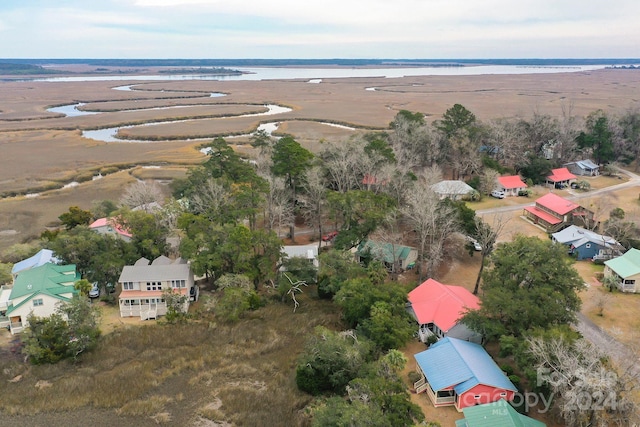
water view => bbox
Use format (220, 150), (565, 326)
(33, 64), (609, 83)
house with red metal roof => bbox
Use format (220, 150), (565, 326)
(89, 217), (133, 242)
(523, 193), (594, 232)
(413, 337), (517, 410)
(407, 278), (482, 344)
(495, 175), (527, 197)
(545, 167), (577, 189)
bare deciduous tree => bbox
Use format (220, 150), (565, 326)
(320, 139), (363, 193)
(261, 174), (293, 237)
(402, 174), (458, 280)
(120, 180), (165, 211)
(301, 166), (328, 251)
(527, 335), (638, 427)
(189, 178), (228, 219)
(472, 214), (510, 294)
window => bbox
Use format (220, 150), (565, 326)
(585, 243), (591, 249)
(500, 392), (507, 397)
(123, 281), (135, 290)
(33, 298), (44, 307)
(624, 279), (636, 285)
(474, 395), (481, 400)
(146, 281), (161, 291)
(171, 279), (186, 288)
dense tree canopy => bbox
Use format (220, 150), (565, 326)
(463, 235), (585, 340)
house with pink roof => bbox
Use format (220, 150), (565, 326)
(545, 167), (576, 189)
(523, 193), (594, 232)
(407, 278), (482, 344)
(89, 217), (133, 242)
(494, 175), (527, 197)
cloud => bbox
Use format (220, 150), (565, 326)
(1, 0), (639, 58)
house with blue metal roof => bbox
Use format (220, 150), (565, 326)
(552, 225), (624, 261)
(563, 159), (599, 176)
(413, 337), (517, 411)
(11, 248), (59, 279)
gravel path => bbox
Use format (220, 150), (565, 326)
(574, 312), (640, 384)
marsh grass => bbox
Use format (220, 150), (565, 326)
(0, 294), (339, 426)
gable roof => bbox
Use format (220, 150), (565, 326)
(604, 248), (640, 278)
(119, 257), (192, 283)
(431, 180), (475, 196)
(535, 193), (580, 215)
(552, 225), (621, 249)
(283, 245), (318, 260)
(8, 263), (79, 314)
(89, 217), (133, 238)
(456, 399), (546, 427)
(497, 175), (527, 189)
(357, 240), (414, 264)
(547, 167), (576, 182)
(415, 337), (517, 394)
(11, 249), (59, 275)
(569, 159), (599, 170)
(408, 278), (480, 331)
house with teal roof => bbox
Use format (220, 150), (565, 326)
(604, 248), (640, 292)
(355, 240), (417, 273)
(4, 262), (80, 334)
(455, 399), (546, 427)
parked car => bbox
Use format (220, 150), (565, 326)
(322, 231), (338, 241)
(466, 236), (482, 251)
(490, 190), (506, 199)
(89, 282), (100, 298)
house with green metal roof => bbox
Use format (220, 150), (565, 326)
(455, 399), (546, 427)
(604, 248), (640, 292)
(5, 262), (80, 334)
(355, 240), (417, 273)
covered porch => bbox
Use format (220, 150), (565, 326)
(119, 298), (168, 320)
(414, 365), (457, 408)
(417, 322), (443, 343)
(9, 316), (24, 334)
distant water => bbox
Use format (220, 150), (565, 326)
(30, 64), (609, 82)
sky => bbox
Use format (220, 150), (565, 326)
(1, 0), (639, 59)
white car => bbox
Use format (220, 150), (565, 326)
(466, 236), (482, 251)
(89, 282), (100, 298)
(490, 190), (506, 199)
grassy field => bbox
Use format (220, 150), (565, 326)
(0, 290), (342, 426)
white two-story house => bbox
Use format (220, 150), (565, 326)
(118, 256), (196, 320)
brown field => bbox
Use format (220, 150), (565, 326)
(2, 69), (640, 250)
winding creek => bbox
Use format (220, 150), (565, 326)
(44, 64), (608, 143)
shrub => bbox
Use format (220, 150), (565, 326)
(426, 335), (438, 346)
(499, 335), (518, 357)
(501, 364), (515, 376)
(508, 374), (521, 387)
(295, 327), (372, 395)
(214, 287), (257, 323)
(407, 371), (422, 384)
